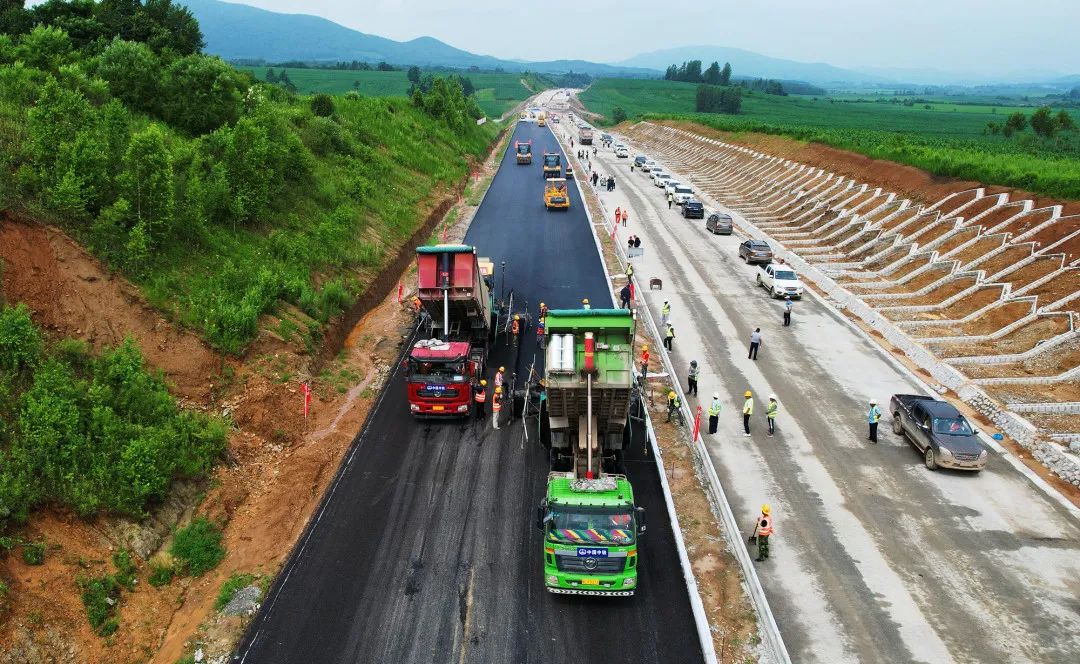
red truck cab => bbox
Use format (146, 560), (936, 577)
(406, 340), (476, 415)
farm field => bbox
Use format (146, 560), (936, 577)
(238, 67), (545, 117)
(578, 78), (1080, 199)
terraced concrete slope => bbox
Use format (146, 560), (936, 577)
(234, 120), (702, 664)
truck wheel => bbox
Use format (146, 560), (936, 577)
(924, 448), (938, 471)
(892, 417), (903, 435)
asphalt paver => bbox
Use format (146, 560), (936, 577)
(234, 117), (702, 664)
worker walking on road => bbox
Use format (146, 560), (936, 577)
(661, 300), (671, 326)
(868, 398), (882, 443)
(748, 328), (762, 360)
(749, 504), (774, 562)
(511, 314), (521, 347)
(783, 296), (793, 327)
(667, 191), (674, 209)
(766, 394), (778, 436)
(473, 380), (487, 420)
(620, 283), (631, 309)
(742, 390), (754, 436)
(492, 387), (503, 430)
(664, 323), (675, 351)
(707, 393), (722, 434)
(615, 207), (622, 225)
(620, 207), (628, 225)
(666, 390), (681, 423)
(625, 262), (634, 281)
(687, 360), (699, 396)
(640, 345), (650, 380)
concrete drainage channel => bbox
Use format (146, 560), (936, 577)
(551, 117), (791, 664)
(611, 121), (1080, 502)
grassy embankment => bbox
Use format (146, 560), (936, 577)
(238, 67), (549, 118)
(579, 78), (1080, 199)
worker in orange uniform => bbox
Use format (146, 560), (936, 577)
(639, 345), (650, 380)
(749, 504), (774, 562)
(492, 386), (503, 430)
(411, 296), (422, 314)
(615, 207), (622, 225)
(536, 316), (546, 349)
(473, 379), (487, 420)
(511, 314), (521, 347)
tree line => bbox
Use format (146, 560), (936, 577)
(987, 107), (1077, 138)
(665, 59), (733, 86)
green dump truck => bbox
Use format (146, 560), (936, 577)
(536, 309), (646, 596)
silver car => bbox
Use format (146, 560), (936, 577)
(706, 212), (733, 234)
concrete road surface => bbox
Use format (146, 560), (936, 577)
(575, 125), (1080, 664)
(234, 115), (702, 664)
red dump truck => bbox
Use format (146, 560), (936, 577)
(406, 245), (493, 417)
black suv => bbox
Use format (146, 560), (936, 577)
(681, 200), (705, 219)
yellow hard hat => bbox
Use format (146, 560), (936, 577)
(642, 344), (648, 350)
(499, 366), (505, 372)
(582, 298), (589, 304)
(668, 390), (676, 398)
(495, 387), (503, 394)
(480, 379), (487, 386)
(744, 390), (752, 398)
(514, 314), (520, 320)
(540, 302), (545, 307)
(761, 504), (771, 515)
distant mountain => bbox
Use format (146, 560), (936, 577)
(181, 0), (654, 75)
(856, 65), (1070, 87)
(616, 45), (886, 85)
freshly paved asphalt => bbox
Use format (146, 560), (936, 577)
(234, 119), (702, 664)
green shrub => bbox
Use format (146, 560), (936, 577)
(214, 572), (258, 611)
(112, 549), (136, 590)
(21, 541), (44, 565)
(310, 93), (334, 118)
(170, 518), (225, 577)
(148, 561), (175, 587)
(0, 303), (42, 374)
(78, 574), (120, 636)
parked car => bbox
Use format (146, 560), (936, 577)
(672, 185), (694, 205)
(756, 262), (803, 298)
(654, 173), (673, 188)
(634, 155), (648, 167)
(642, 160), (656, 173)
(615, 146), (629, 158)
(649, 168), (665, 181)
(706, 213), (733, 235)
(600, 133), (612, 143)
(738, 240), (774, 264)
(890, 395), (987, 471)
(664, 180), (681, 197)
(681, 200), (705, 219)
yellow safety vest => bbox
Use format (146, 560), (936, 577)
(743, 398), (754, 415)
(707, 401), (722, 417)
(767, 401), (778, 419)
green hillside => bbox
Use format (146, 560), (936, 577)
(579, 78), (1080, 199)
(239, 67), (545, 117)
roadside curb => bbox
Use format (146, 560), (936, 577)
(555, 120), (789, 664)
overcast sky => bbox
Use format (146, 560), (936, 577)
(227, 0), (1075, 75)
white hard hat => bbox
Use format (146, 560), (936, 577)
(769, 394), (777, 401)
(713, 393), (719, 399)
(869, 398), (878, 404)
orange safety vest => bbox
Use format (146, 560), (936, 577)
(641, 351), (649, 365)
(512, 320), (520, 334)
(492, 396), (502, 412)
(756, 515), (773, 537)
(474, 388), (486, 403)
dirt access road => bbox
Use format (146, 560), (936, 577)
(234, 113), (702, 663)
(579, 124), (1080, 664)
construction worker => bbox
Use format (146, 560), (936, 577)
(666, 390), (681, 423)
(620, 283), (631, 309)
(749, 504), (774, 562)
(582, 297), (591, 310)
(707, 393), (722, 434)
(667, 190), (674, 209)
(536, 316), (546, 349)
(411, 296), (422, 314)
(626, 262), (634, 280)
(748, 327), (762, 360)
(511, 314), (521, 347)
(620, 206), (627, 225)
(766, 394), (778, 436)
(742, 390), (754, 437)
(539, 301), (548, 319)
(615, 207), (622, 225)
(473, 380), (488, 420)
(661, 300), (671, 326)
(687, 360), (699, 396)
(492, 386), (503, 430)
(494, 366), (505, 391)
(783, 296), (793, 327)
(640, 345), (649, 379)
(664, 323), (675, 351)
(868, 398), (882, 443)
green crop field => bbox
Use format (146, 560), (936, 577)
(239, 67), (544, 118)
(579, 78), (1080, 199)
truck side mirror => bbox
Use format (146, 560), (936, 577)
(535, 506), (544, 530)
(636, 506), (647, 535)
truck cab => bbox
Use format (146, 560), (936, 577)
(407, 341), (475, 415)
(579, 127), (594, 145)
(542, 152), (562, 179)
(538, 473), (644, 596)
(544, 178), (570, 209)
(538, 111), (547, 126)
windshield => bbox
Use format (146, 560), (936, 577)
(774, 270), (797, 280)
(546, 505), (635, 545)
(547, 182), (566, 192)
(933, 417), (973, 435)
(544, 155), (559, 167)
(408, 359), (466, 383)
(675, 187), (692, 194)
(517, 144), (530, 154)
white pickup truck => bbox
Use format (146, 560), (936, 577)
(756, 262), (804, 299)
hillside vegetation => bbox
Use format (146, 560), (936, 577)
(580, 78), (1080, 199)
(0, 2), (498, 355)
(238, 67), (548, 118)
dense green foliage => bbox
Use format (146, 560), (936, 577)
(695, 85), (742, 114)
(170, 517), (225, 576)
(79, 573), (121, 636)
(1, 9), (497, 353)
(579, 78), (1080, 199)
(237, 66), (546, 117)
(0, 304), (227, 529)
